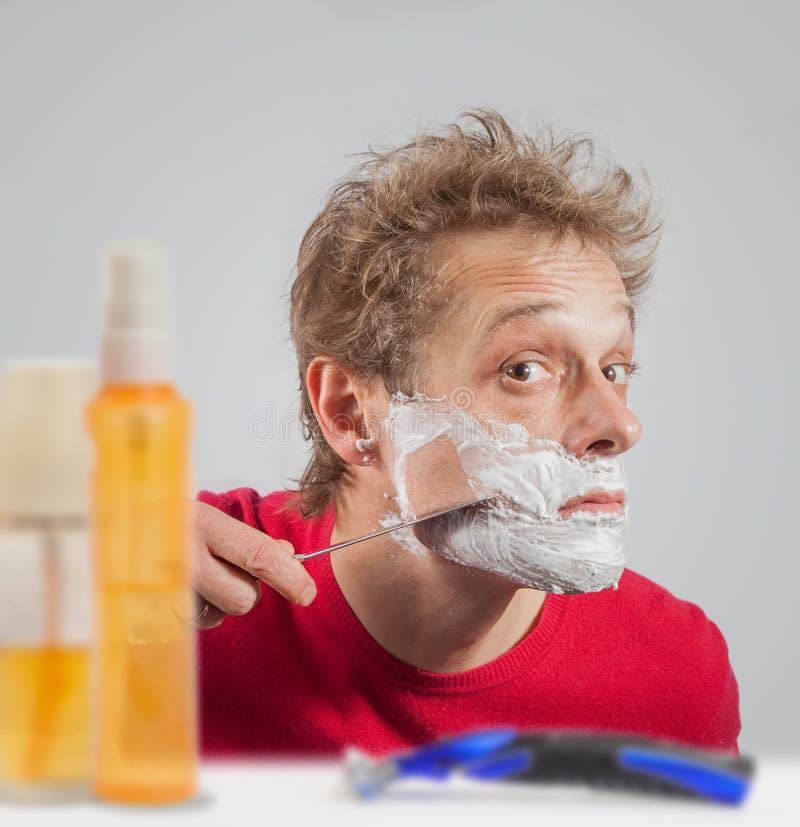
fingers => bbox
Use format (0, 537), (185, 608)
(194, 546), (263, 618)
(189, 596), (228, 631)
(242, 535), (317, 606)
(193, 501), (318, 610)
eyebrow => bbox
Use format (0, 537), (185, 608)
(478, 298), (636, 345)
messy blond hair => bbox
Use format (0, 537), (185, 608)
(287, 108), (660, 518)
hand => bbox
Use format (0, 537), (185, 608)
(189, 500), (317, 630)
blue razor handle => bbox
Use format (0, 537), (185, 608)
(382, 728), (754, 805)
(395, 728), (520, 779)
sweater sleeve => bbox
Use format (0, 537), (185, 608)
(697, 626), (742, 756)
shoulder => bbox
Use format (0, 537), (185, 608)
(613, 567), (730, 656)
(196, 486), (296, 530)
(601, 567), (733, 673)
(195, 486), (333, 548)
(601, 568), (740, 751)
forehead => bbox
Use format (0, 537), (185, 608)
(427, 228), (634, 340)
(433, 228), (627, 302)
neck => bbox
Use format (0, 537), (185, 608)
(328, 475), (547, 673)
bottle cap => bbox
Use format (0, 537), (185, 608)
(101, 239), (175, 384)
(0, 360), (97, 518)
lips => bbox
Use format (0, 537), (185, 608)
(558, 489), (626, 519)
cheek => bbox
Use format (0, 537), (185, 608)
(472, 382), (560, 439)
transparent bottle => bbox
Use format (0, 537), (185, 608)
(0, 360), (96, 801)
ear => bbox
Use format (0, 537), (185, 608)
(305, 357), (378, 467)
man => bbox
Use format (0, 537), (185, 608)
(192, 109), (741, 757)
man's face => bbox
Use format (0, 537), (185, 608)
(353, 227), (639, 591)
(417, 228), (642, 459)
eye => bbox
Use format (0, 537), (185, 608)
(505, 361), (549, 383)
(602, 362), (638, 385)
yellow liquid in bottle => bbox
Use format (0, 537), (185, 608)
(0, 647), (90, 789)
(88, 385), (196, 804)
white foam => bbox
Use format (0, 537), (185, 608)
(379, 393), (628, 593)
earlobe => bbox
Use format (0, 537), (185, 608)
(355, 435), (377, 466)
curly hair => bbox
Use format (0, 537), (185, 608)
(287, 107), (661, 517)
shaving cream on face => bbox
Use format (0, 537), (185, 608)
(380, 393), (628, 594)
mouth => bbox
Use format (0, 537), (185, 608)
(557, 489), (626, 519)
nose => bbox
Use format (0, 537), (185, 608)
(559, 372), (642, 459)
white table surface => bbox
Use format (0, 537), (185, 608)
(1, 756), (798, 827)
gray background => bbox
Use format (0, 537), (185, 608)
(1, 0), (796, 754)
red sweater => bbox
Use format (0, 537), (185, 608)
(197, 487), (741, 758)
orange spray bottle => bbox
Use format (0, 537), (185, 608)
(87, 240), (196, 803)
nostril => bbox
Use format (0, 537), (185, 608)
(586, 439), (615, 455)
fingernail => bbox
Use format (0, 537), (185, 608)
(298, 584), (317, 607)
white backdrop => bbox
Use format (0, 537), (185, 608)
(1, 0), (796, 754)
